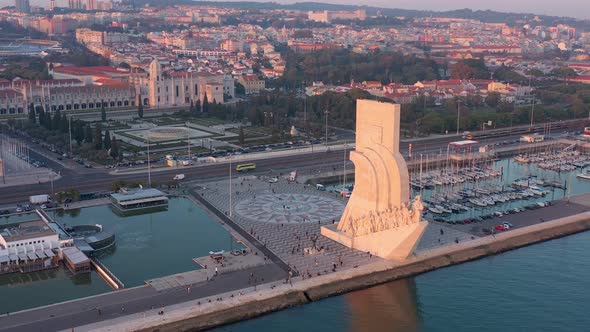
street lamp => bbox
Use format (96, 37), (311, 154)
(228, 154), (232, 218)
(530, 94), (535, 129)
(456, 100), (461, 135)
(324, 109), (329, 145)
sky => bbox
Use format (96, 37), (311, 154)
(5, 0), (588, 19)
(238, 0), (590, 19)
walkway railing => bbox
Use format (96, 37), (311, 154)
(189, 188), (293, 275)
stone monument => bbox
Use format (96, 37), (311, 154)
(321, 99), (427, 260)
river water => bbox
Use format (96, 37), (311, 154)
(213, 230), (590, 332)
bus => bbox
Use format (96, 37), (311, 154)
(236, 163), (256, 172)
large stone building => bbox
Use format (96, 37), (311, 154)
(307, 9), (366, 23)
(134, 59), (234, 108)
(75, 28), (129, 45)
(0, 61), (234, 116)
(0, 78), (135, 115)
(238, 74), (265, 95)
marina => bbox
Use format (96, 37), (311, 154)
(0, 196), (245, 314)
(407, 145), (590, 224)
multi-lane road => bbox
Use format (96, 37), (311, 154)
(0, 121), (585, 205)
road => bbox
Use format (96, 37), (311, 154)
(0, 126), (580, 205)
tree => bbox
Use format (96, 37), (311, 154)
(486, 92), (501, 107)
(238, 127), (245, 145)
(137, 102), (144, 118)
(74, 121), (85, 145)
(84, 125), (93, 144)
(28, 103), (36, 124)
(94, 124), (103, 150)
(37, 107), (45, 127)
(45, 111), (52, 131)
(202, 94), (209, 113)
(103, 129), (111, 150)
(189, 100), (195, 116)
(110, 137), (119, 159)
(61, 113), (68, 134)
(451, 59), (489, 80)
(235, 82), (245, 95)
(101, 106), (107, 122)
(52, 110), (62, 131)
(195, 99), (201, 113)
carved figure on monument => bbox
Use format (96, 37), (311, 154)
(411, 195), (424, 224)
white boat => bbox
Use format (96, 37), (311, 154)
(435, 205), (452, 214)
(577, 171), (590, 180)
(428, 207), (445, 214)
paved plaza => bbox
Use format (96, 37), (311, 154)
(235, 193), (345, 224)
(197, 175), (476, 278)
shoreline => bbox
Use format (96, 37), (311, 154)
(76, 209), (590, 332)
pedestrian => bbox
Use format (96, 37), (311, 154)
(97, 308), (101, 316)
(187, 286), (191, 294)
(215, 267), (218, 276)
(121, 305), (125, 313)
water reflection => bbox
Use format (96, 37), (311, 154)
(345, 279), (420, 332)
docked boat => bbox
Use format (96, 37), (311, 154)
(428, 207), (445, 214)
(577, 171), (590, 180)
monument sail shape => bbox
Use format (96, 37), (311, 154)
(321, 99), (427, 260)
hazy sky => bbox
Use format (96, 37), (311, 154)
(243, 0), (590, 19)
(5, 0), (588, 19)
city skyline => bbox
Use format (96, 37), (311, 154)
(218, 0), (589, 19)
(2, 0), (587, 20)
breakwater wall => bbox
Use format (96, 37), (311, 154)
(86, 211), (590, 332)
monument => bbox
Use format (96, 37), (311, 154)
(321, 99), (427, 260)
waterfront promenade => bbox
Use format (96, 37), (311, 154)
(70, 194), (590, 332)
(2, 193), (588, 332)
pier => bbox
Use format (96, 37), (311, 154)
(91, 257), (124, 290)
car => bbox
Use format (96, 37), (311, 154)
(40, 204), (47, 209)
(433, 217), (446, 223)
(463, 218), (473, 224)
(502, 221), (514, 228)
(2, 210), (9, 215)
(15, 207), (23, 213)
(495, 224), (505, 231)
(493, 211), (504, 217)
(472, 217), (483, 223)
(481, 214), (492, 220)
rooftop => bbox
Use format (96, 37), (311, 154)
(0, 219), (56, 243)
(110, 188), (168, 203)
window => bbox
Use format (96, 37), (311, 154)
(175, 85), (179, 97)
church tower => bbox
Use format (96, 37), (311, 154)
(148, 59), (162, 108)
